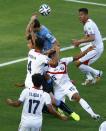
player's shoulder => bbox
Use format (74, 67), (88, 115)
(41, 25), (50, 33)
(85, 19), (95, 27)
(21, 88), (30, 94)
(43, 91), (50, 98)
(60, 57), (68, 63)
(60, 57), (67, 61)
(28, 49), (35, 54)
(39, 53), (48, 59)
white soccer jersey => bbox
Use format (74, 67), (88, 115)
(18, 88), (51, 126)
(47, 57), (73, 89)
(25, 49), (50, 88)
(47, 57), (78, 101)
(84, 19), (104, 50)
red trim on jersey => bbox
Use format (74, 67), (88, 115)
(47, 62), (67, 74)
(82, 54), (97, 65)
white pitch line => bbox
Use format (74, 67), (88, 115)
(0, 58), (28, 67)
(65, 0), (106, 7)
(0, 37), (106, 68)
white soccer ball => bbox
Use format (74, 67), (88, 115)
(99, 121), (106, 131)
(39, 4), (51, 16)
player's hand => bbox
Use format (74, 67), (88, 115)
(60, 115), (68, 121)
(86, 46), (94, 52)
(15, 83), (25, 88)
(6, 99), (13, 105)
(30, 14), (37, 22)
(72, 39), (80, 47)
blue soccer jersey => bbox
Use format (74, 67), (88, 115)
(35, 25), (56, 51)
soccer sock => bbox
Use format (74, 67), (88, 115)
(86, 72), (94, 80)
(56, 100), (73, 115)
(79, 98), (95, 117)
(79, 64), (99, 76)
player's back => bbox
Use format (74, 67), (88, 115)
(20, 88), (51, 123)
(27, 49), (49, 75)
(25, 49), (49, 88)
(36, 25), (56, 51)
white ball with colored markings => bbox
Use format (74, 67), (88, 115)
(39, 4), (51, 16)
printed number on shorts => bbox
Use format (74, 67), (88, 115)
(69, 86), (75, 91)
(28, 99), (40, 114)
(51, 75), (57, 80)
(28, 61), (32, 74)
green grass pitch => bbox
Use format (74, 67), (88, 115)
(0, 0), (106, 131)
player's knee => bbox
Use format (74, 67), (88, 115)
(74, 60), (81, 67)
(72, 93), (81, 102)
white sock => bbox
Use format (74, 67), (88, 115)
(79, 98), (96, 117)
(79, 64), (99, 76)
(86, 72), (94, 80)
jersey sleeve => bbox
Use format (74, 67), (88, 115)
(18, 88), (28, 103)
(60, 57), (73, 65)
(44, 92), (52, 105)
(84, 23), (95, 35)
(41, 55), (50, 64)
(45, 32), (56, 44)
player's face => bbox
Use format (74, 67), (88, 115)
(79, 12), (88, 23)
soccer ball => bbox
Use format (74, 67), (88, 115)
(39, 4), (51, 16)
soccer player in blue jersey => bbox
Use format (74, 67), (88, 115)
(26, 14), (60, 53)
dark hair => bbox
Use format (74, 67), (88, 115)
(48, 50), (56, 58)
(35, 37), (44, 50)
(32, 74), (43, 87)
(33, 19), (40, 28)
(79, 8), (88, 14)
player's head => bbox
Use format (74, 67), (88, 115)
(34, 37), (44, 51)
(33, 19), (41, 32)
(48, 50), (59, 66)
(78, 8), (89, 24)
(32, 74), (43, 88)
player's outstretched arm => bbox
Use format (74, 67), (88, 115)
(52, 40), (60, 53)
(6, 99), (22, 107)
(47, 104), (68, 121)
(73, 45), (95, 61)
(25, 14), (38, 39)
(72, 34), (95, 47)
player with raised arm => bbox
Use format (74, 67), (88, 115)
(24, 37), (80, 121)
(6, 74), (67, 131)
(72, 8), (104, 85)
(47, 51), (100, 120)
(26, 14), (60, 53)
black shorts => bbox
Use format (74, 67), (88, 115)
(42, 75), (54, 93)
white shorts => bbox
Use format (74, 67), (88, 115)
(18, 126), (41, 131)
(25, 75), (34, 88)
(79, 48), (103, 65)
(54, 81), (78, 101)
(19, 119), (42, 131)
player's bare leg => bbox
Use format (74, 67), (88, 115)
(49, 92), (80, 121)
(75, 59), (103, 85)
(71, 93), (100, 120)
